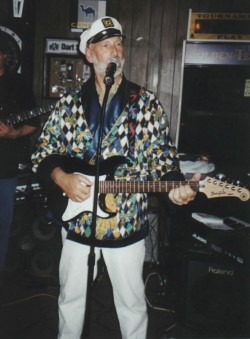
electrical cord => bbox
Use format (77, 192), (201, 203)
(144, 271), (175, 313)
(146, 212), (159, 263)
(1, 292), (57, 307)
(0, 291), (58, 339)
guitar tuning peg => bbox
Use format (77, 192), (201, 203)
(235, 179), (243, 186)
(215, 173), (226, 181)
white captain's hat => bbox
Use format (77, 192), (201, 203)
(79, 16), (125, 54)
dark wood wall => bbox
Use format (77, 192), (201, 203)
(1, 0), (250, 140)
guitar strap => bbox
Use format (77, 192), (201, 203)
(81, 76), (141, 162)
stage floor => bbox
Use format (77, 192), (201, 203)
(0, 259), (247, 339)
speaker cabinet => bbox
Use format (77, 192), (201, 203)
(6, 203), (62, 279)
(5, 176), (62, 280)
(176, 251), (248, 336)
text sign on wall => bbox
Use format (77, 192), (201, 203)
(70, 0), (106, 33)
(188, 10), (250, 41)
(185, 42), (250, 65)
(45, 38), (79, 55)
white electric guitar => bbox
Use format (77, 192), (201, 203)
(52, 156), (250, 222)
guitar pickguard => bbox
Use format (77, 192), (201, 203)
(62, 173), (111, 221)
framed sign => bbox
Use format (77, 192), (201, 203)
(187, 9), (250, 41)
(43, 38), (91, 99)
(70, 0), (106, 33)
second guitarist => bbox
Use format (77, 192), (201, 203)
(0, 31), (39, 278)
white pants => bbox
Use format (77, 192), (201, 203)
(58, 228), (148, 339)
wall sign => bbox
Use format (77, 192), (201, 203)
(70, 0), (106, 33)
(45, 38), (80, 55)
(184, 42), (250, 65)
(188, 9), (250, 41)
(43, 38), (91, 99)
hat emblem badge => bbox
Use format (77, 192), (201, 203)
(102, 18), (115, 28)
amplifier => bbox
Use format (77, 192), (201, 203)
(15, 166), (44, 203)
(15, 182), (43, 201)
(191, 213), (250, 265)
(176, 250), (248, 337)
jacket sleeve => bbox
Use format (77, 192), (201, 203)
(31, 99), (65, 171)
(138, 90), (186, 211)
(138, 90), (182, 180)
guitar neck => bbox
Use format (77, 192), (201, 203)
(99, 180), (199, 193)
(2, 103), (55, 125)
(65, 156), (249, 201)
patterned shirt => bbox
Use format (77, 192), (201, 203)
(31, 76), (180, 248)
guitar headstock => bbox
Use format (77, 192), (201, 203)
(199, 176), (250, 201)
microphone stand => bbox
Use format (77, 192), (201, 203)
(81, 73), (114, 338)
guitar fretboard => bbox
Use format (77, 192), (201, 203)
(99, 180), (199, 193)
(1, 104), (55, 125)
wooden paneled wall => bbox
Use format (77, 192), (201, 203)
(1, 0), (250, 140)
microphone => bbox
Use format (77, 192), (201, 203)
(104, 58), (120, 86)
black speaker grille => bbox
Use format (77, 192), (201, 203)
(178, 252), (247, 336)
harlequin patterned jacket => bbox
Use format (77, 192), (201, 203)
(31, 75), (181, 248)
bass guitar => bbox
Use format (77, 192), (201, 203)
(47, 156), (250, 222)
